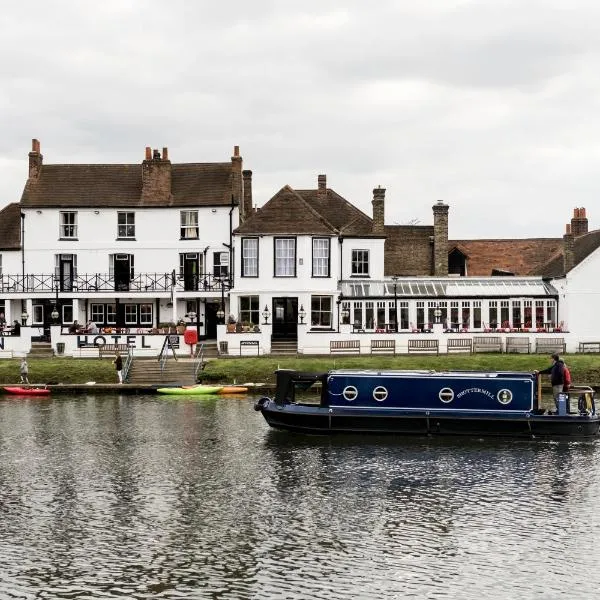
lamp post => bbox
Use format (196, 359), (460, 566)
(392, 276), (399, 332)
(220, 277), (226, 323)
(51, 277), (60, 324)
(298, 304), (306, 324)
(262, 304), (271, 325)
(336, 293), (343, 332)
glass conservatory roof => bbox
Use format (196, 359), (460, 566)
(340, 277), (557, 298)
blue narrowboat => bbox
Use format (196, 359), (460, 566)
(254, 369), (599, 437)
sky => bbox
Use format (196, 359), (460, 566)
(1, 0), (599, 239)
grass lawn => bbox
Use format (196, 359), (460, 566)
(0, 354), (598, 387)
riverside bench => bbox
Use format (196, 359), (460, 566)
(535, 337), (566, 354)
(408, 339), (439, 354)
(506, 337), (531, 354)
(370, 339), (396, 355)
(447, 338), (472, 353)
(330, 340), (360, 354)
(579, 342), (600, 353)
(473, 336), (503, 353)
(99, 343), (130, 358)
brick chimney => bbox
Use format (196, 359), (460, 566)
(141, 146), (172, 204)
(563, 223), (575, 273)
(28, 138), (43, 180)
(242, 170), (253, 222)
(372, 186), (385, 234)
(318, 174), (327, 198)
(432, 200), (449, 276)
(231, 145), (242, 208)
(570, 207), (588, 236)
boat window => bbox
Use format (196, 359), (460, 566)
(343, 386), (358, 401)
(439, 388), (454, 403)
(373, 386), (388, 402)
(497, 389), (513, 405)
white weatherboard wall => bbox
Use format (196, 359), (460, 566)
(21, 206), (235, 274)
(557, 248), (600, 348)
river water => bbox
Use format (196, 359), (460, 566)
(0, 394), (599, 599)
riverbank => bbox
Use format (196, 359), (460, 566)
(0, 354), (599, 387)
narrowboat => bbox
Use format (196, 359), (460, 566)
(254, 369), (599, 437)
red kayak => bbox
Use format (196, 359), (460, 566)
(3, 386), (50, 396)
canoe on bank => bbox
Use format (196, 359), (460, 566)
(218, 386), (249, 394)
(156, 385), (223, 395)
(3, 386), (51, 396)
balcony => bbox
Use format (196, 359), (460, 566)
(0, 273), (231, 295)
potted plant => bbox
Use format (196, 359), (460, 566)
(226, 314), (237, 333)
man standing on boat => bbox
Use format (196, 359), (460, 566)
(536, 354), (565, 408)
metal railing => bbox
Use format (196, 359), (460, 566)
(0, 273), (231, 294)
(123, 346), (134, 382)
(193, 343), (205, 381)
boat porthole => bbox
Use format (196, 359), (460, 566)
(343, 386), (358, 401)
(497, 389), (513, 405)
(373, 386), (388, 402)
(439, 388), (454, 403)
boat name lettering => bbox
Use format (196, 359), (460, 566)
(457, 387), (495, 399)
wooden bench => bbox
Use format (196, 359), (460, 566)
(579, 341), (600, 353)
(447, 338), (472, 353)
(240, 340), (260, 356)
(330, 340), (361, 354)
(99, 343), (130, 358)
(74, 345), (101, 358)
(370, 339), (396, 355)
(506, 337), (531, 354)
(408, 339), (439, 354)
(472, 336), (503, 353)
(535, 337), (566, 354)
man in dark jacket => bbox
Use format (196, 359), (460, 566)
(536, 353), (565, 408)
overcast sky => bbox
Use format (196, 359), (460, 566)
(1, 0), (599, 239)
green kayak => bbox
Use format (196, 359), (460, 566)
(156, 385), (223, 395)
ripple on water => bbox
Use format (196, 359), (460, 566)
(1, 397), (600, 598)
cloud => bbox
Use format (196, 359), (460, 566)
(1, 0), (600, 238)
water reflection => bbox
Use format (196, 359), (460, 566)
(0, 395), (599, 598)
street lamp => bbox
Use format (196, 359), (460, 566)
(216, 306), (225, 323)
(392, 276), (399, 332)
(219, 276), (226, 323)
(262, 304), (271, 325)
(298, 305), (306, 324)
(51, 277), (60, 324)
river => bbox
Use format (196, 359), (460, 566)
(0, 393), (598, 599)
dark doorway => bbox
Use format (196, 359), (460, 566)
(59, 254), (75, 291)
(205, 303), (218, 339)
(182, 253), (199, 291)
(114, 254), (132, 291)
(272, 297), (298, 339)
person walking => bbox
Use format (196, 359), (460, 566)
(20, 358), (29, 384)
(113, 351), (123, 384)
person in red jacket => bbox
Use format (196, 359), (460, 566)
(535, 353), (565, 409)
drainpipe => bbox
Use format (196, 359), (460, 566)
(20, 212), (25, 312)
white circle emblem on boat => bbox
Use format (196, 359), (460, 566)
(373, 386), (388, 402)
(439, 388), (454, 403)
(497, 389), (513, 405)
(343, 386), (358, 401)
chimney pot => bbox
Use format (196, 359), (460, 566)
(318, 174), (327, 195)
(162, 147), (169, 161)
(31, 138), (40, 153)
(234, 145), (240, 157)
(145, 146), (152, 160)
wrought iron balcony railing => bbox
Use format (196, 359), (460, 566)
(0, 273), (231, 294)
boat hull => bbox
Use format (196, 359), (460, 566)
(3, 387), (50, 397)
(157, 385), (223, 395)
(258, 401), (600, 437)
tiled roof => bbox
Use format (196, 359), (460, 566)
(297, 189), (374, 234)
(20, 162), (234, 208)
(536, 229), (600, 277)
(0, 203), (22, 250)
(384, 225), (435, 276)
(449, 238), (563, 276)
(234, 186), (336, 235)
